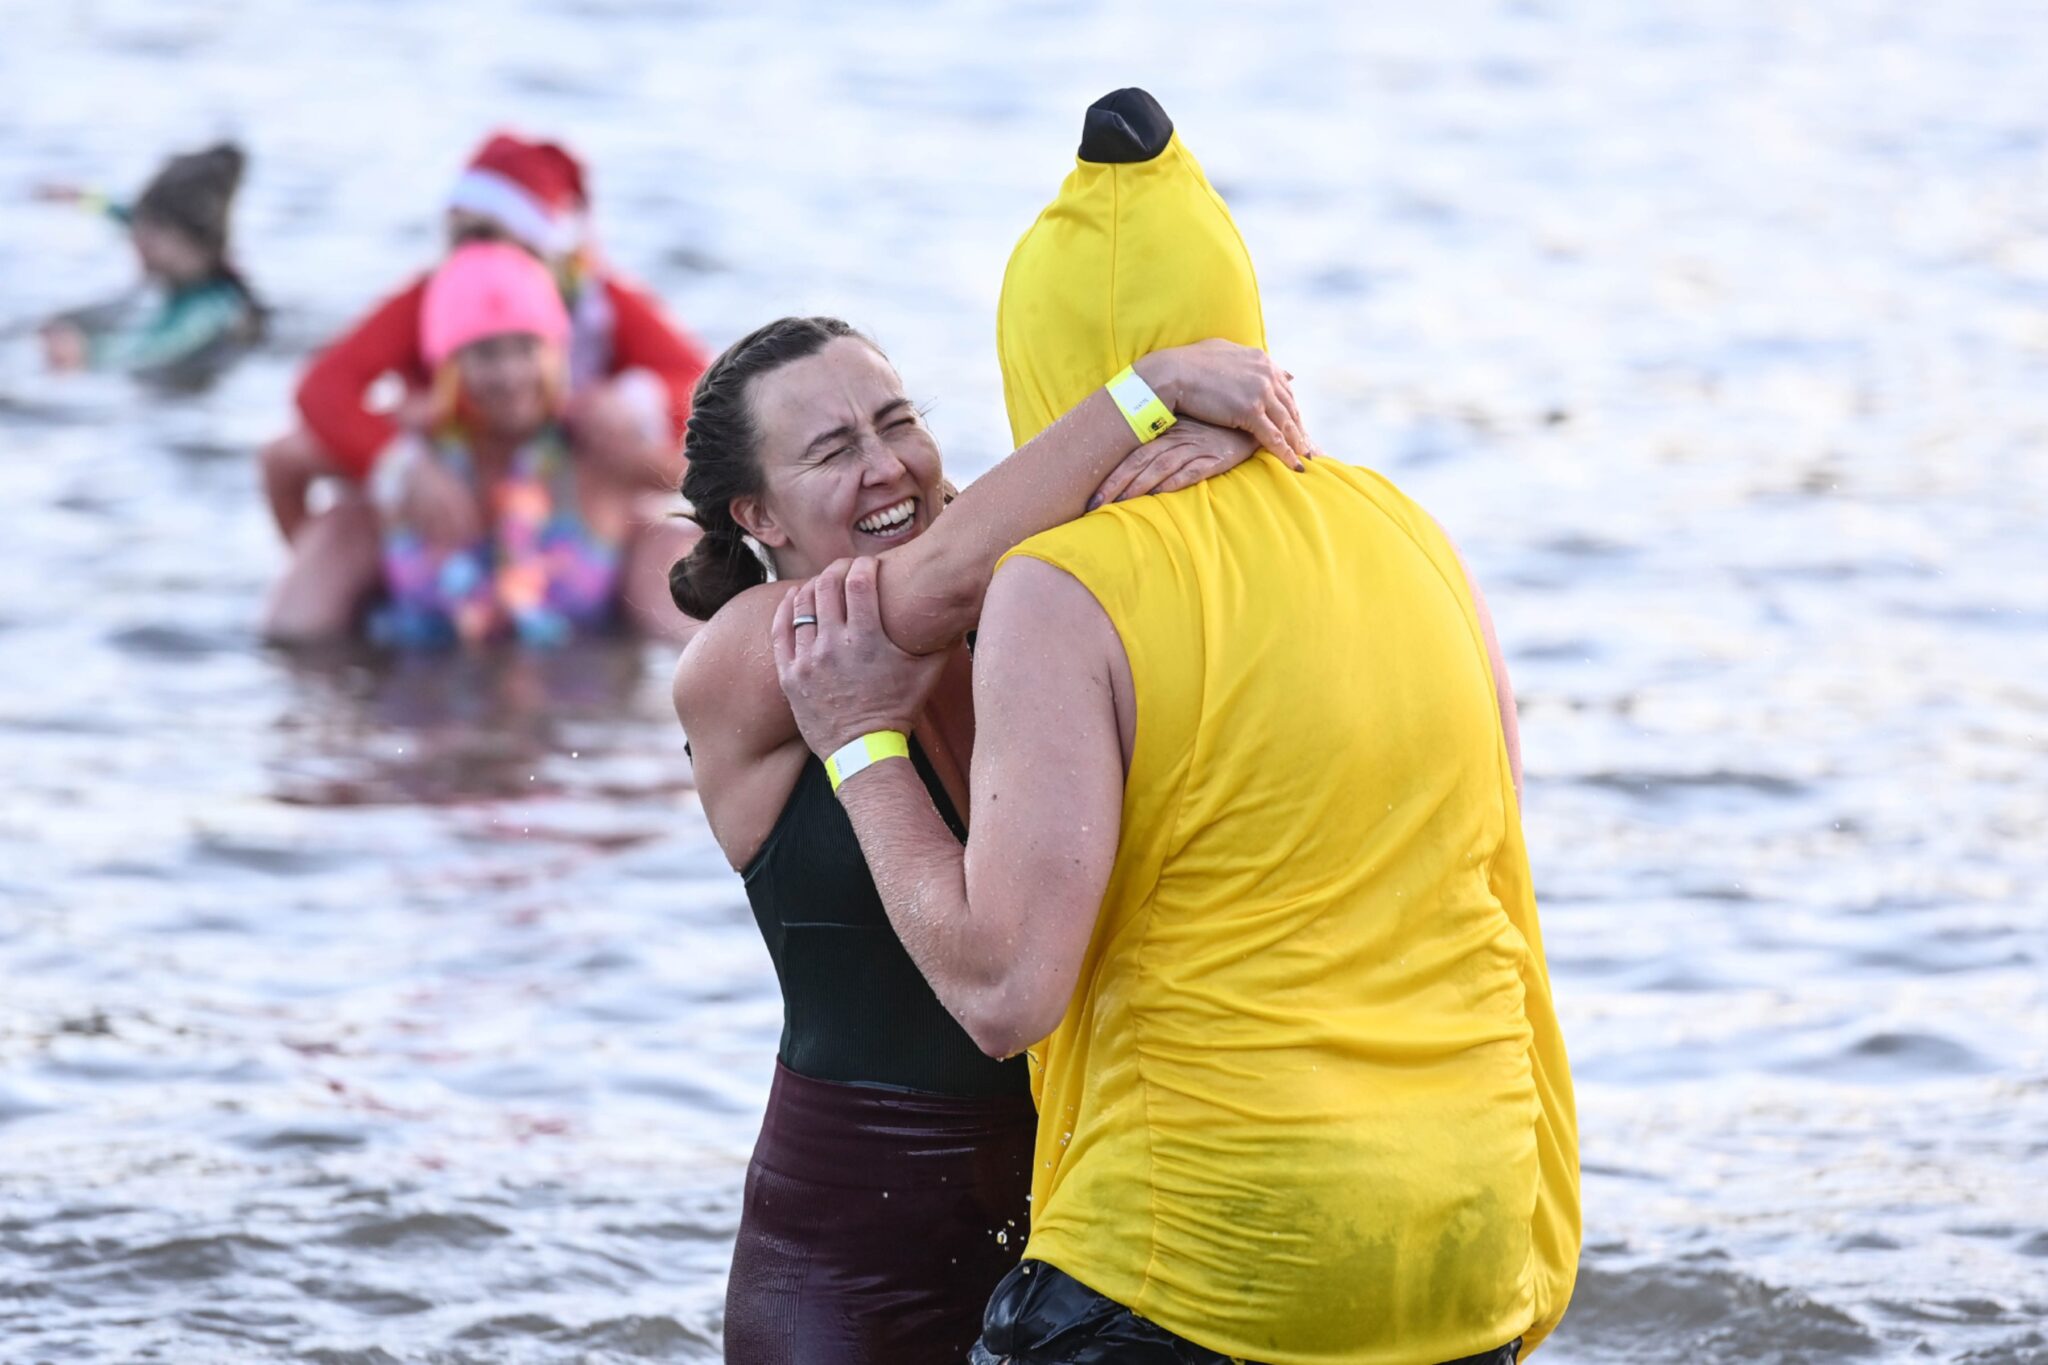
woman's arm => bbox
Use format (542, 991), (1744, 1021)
(601, 277), (713, 464)
(673, 580), (815, 869)
(671, 419), (1262, 866)
(675, 341), (1307, 865)
(294, 279), (431, 481)
(874, 341), (1309, 655)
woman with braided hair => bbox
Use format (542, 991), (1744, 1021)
(669, 315), (1315, 1362)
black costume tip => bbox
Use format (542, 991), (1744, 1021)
(1079, 88), (1174, 164)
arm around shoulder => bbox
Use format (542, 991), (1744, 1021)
(295, 278), (431, 481)
(953, 555), (1126, 1055)
(789, 552), (1124, 1058)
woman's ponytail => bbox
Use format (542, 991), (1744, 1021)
(668, 519), (768, 620)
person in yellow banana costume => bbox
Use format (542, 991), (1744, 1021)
(773, 88), (1579, 1365)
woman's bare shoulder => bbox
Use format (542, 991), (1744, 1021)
(671, 580), (811, 869)
(671, 581), (796, 738)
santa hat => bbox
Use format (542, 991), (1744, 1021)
(446, 132), (588, 258)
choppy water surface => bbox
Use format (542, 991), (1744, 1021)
(2, 2), (2044, 1361)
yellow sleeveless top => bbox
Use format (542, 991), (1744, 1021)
(994, 119), (1578, 1362)
(1003, 459), (1576, 1363)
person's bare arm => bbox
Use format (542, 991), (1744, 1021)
(568, 370), (676, 491)
(679, 343), (1302, 862)
(259, 433), (332, 542)
(872, 341), (1310, 657)
(672, 581), (810, 869)
(774, 555), (1122, 1057)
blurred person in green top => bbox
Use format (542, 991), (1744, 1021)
(36, 142), (263, 383)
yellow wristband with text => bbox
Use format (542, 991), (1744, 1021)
(824, 730), (910, 792)
(1106, 365), (1176, 443)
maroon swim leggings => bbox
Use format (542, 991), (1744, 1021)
(722, 1061), (1037, 1364)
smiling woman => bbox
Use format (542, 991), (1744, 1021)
(668, 319), (945, 618)
(748, 368), (941, 558)
(666, 314), (1310, 1363)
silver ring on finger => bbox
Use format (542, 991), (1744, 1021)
(792, 615), (819, 628)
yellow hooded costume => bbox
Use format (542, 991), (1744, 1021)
(994, 90), (1580, 1362)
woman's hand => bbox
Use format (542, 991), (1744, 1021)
(1089, 417), (1265, 508)
(1134, 339), (1317, 468)
(773, 557), (949, 760)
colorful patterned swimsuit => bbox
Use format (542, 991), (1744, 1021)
(372, 427), (623, 649)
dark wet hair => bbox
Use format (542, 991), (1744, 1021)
(134, 142), (246, 265)
(131, 141), (265, 321)
(670, 316), (868, 620)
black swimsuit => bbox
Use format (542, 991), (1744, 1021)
(741, 744), (1026, 1097)
(721, 744), (1035, 1364)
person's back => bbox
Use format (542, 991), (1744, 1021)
(992, 90), (1578, 1362)
(1007, 452), (1574, 1361)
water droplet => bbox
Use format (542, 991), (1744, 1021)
(995, 1229), (1008, 1245)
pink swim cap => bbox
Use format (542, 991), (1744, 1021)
(420, 241), (571, 368)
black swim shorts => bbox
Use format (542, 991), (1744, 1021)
(969, 1260), (1523, 1365)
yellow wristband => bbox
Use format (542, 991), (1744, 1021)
(1106, 365), (1177, 443)
(824, 730), (910, 791)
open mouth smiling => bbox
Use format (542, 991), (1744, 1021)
(855, 496), (919, 540)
